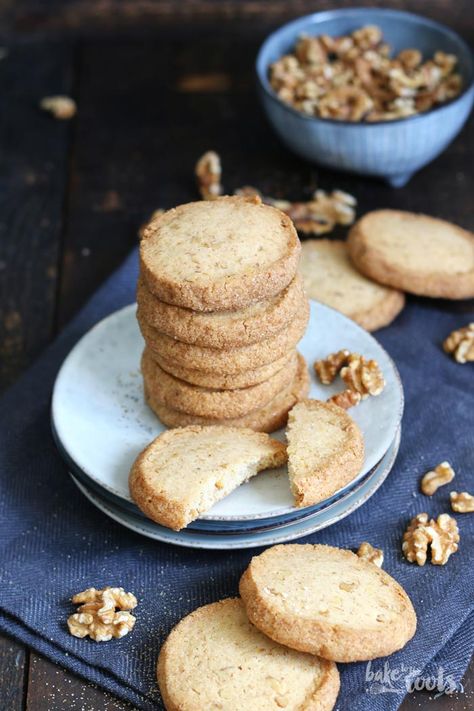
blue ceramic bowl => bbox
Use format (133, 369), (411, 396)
(256, 8), (474, 187)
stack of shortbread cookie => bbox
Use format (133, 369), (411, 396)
(137, 195), (310, 433)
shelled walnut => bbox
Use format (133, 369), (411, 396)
(402, 513), (459, 566)
(195, 150), (223, 200)
(314, 349), (350, 384)
(357, 541), (384, 567)
(314, 349), (384, 409)
(425, 514), (460, 565)
(328, 388), (361, 410)
(402, 513), (431, 566)
(340, 354), (385, 398)
(450, 491), (474, 513)
(443, 323), (474, 363)
(67, 586), (137, 642)
(268, 25), (462, 122)
(420, 461), (455, 496)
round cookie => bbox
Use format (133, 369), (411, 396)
(137, 275), (306, 348)
(157, 598), (340, 711)
(138, 299), (310, 373)
(140, 195), (301, 311)
(240, 544), (417, 663)
(347, 210), (474, 299)
(130, 427), (287, 530)
(146, 353), (310, 433)
(152, 350), (295, 390)
(141, 348), (298, 419)
(300, 239), (405, 331)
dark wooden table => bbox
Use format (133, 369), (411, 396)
(0, 1), (472, 708)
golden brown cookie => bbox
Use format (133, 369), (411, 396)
(129, 426), (287, 530)
(141, 348), (298, 419)
(348, 210), (474, 299)
(137, 275), (306, 348)
(140, 196), (301, 311)
(146, 353), (310, 433)
(286, 399), (365, 507)
(138, 299), (310, 373)
(240, 544), (417, 662)
(300, 239), (405, 331)
(151, 350), (295, 390)
(157, 598), (340, 711)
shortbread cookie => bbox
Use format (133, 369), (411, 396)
(146, 353), (310, 433)
(152, 350), (295, 390)
(157, 598), (340, 711)
(348, 210), (474, 299)
(137, 275), (306, 348)
(141, 348), (298, 419)
(300, 240), (405, 331)
(139, 299), (309, 373)
(140, 196), (301, 311)
(286, 400), (364, 507)
(130, 427), (287, 530)
(240, 544), (417, 662)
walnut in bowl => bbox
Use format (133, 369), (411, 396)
(256, 8), (474, 187)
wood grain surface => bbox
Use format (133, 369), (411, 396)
(0, 1), (472, 708)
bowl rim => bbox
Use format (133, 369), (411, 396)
(256, 6), (474, 128)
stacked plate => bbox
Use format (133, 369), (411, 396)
(52, 301), (403, 550)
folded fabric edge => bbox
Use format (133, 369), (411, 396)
(0, 608), (160, 711)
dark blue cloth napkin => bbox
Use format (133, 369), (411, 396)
(0, 249), (472, 710)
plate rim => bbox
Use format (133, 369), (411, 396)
(52, 301), (404, 521)
(70, 427), (400, 550)
(58, 424), (388, 534)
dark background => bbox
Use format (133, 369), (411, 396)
(0, 0), (472, 708)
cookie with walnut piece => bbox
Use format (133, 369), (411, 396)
(157, 598), (340, 711)
(239, 544), (417, 662)
(348, 210), (474, 299)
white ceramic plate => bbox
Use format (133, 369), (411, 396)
(69, 427), (400, 550)
(52, 302), (403, 521)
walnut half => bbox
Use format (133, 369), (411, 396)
(402, 513), (459, 566)
(402, 513), (431, 566)
(328, 388), (361, 410)
(340, 354), (385, 398)
(195, 150), (223, 200)
(314, 349), (350, 384)
(420, 461), (455, 496)
(357, 541), (384, 567)
(450, 491), (474, 513)
(67, 586), (137, 642)
(425, 514), (460, 565)
(443, 323), (474, 363)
